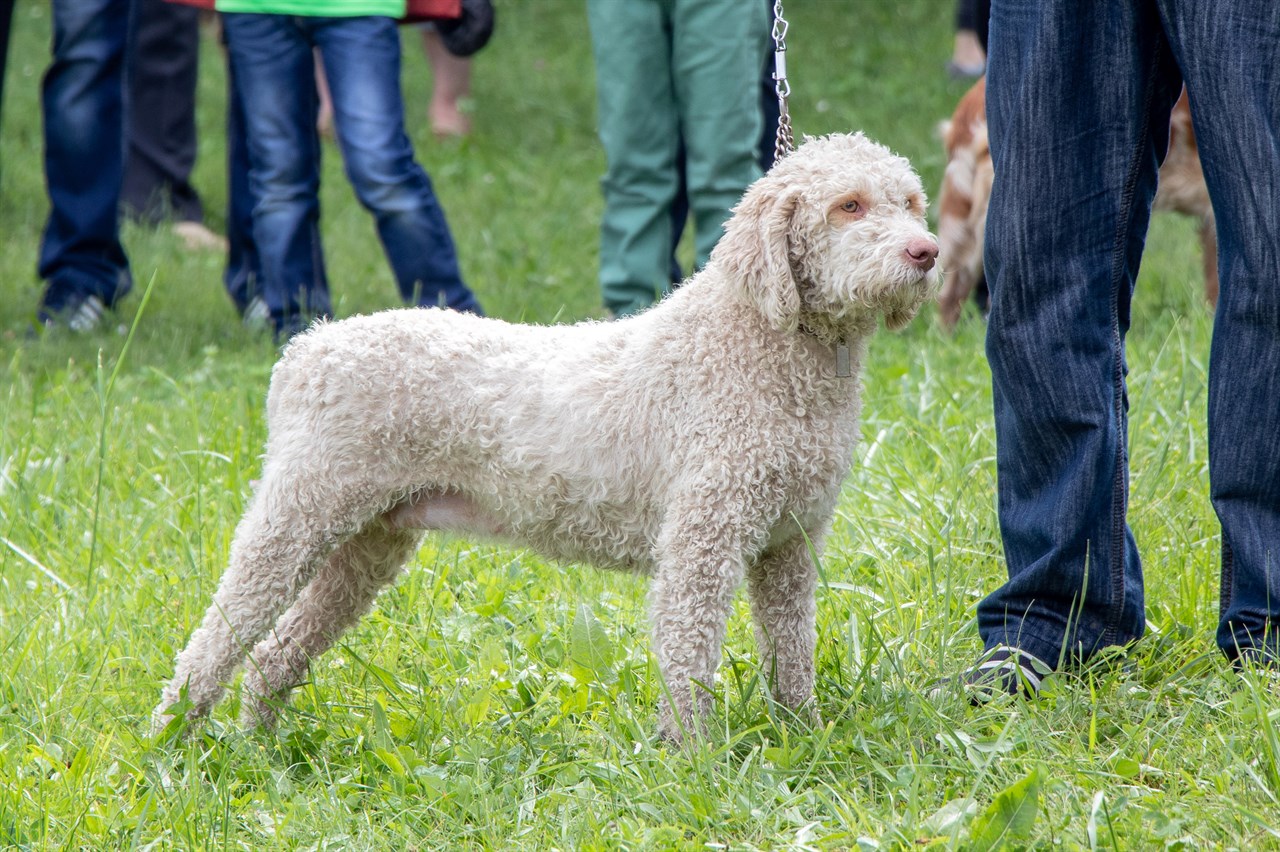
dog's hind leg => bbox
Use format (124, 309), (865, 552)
(746, 534), (820, 723)
(153, 472), (371, 732)
(239, 523), (423, 729)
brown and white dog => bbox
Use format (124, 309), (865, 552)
(935, 79), (1217, 330)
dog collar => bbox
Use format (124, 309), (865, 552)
(835, 341), (851, 377)
(797, 315), (853, 378)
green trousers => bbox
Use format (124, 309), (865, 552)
(588, 0), (767, 316)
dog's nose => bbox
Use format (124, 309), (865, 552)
(905, 238), (939, 271)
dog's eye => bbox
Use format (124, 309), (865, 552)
(840, 200), (860, 214)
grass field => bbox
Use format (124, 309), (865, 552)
(2, 2), (1274, 849)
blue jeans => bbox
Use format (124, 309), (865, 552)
(222, 46), (262, 315)
(39, 0), (132, 315)
(979, 1), (1280, 664)
(221, 14), (481, 330)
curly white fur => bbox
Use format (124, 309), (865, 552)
(154, 133), (939, 742)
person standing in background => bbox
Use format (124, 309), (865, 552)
(123, 0), (227, 252)
(955, 2), (1280, 695)
(36, 0), (225, 331)
(0, 0), (15, 150)
(587, 0), (767, 317)
(37, 0), (133, 331)
(219, 1), (483, 339)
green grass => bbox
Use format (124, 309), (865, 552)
(1, 1), (1271, 848)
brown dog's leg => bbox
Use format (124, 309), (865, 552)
(1200, 215), (1219, 308)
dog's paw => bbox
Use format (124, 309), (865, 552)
(797, 700), (823, 729)
(150, 707), (176, 738)
(150, 702), (201, 743)
(239, 668), (286, 731)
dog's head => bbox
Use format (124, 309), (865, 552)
(714, 132), (940, 334)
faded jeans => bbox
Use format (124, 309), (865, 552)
(222, 14), (481, 330)
(979, 0), (1280, 664)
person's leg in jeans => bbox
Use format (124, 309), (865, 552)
(222, 39), (261, 318)
(977, 1), (1183, 669)
(122, 0), (204, 226)
(38, 0), (132, 324)
(222, 13), (330, 334)
(315, 16), (481, 314)
(1162, 2), (1280, 663)
(587, 0), (680, 317)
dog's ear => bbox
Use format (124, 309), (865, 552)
(713, 183), (802, 332)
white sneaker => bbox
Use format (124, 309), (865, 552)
(41, 294), (107, 333)
(241, 295), (271, 331)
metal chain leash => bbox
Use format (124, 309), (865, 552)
(771, 0), (795, 162)
(771, 1), (849, 375)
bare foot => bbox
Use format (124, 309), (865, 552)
(423, 28), (473, 138)
(947, 29), (986, 78)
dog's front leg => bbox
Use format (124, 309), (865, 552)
(648, 556), (742, 743)
(746, 533), (820, 725)
(648, 496), (765, 743)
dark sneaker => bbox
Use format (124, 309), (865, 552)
(274, 314), (310, 345)
(932, 645), (1055, 703)
(40, 293), (107, 333)
(239, 298), (311, 344)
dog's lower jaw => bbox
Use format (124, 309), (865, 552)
(880, 278), (936, 331)
(797, 274), (934, 341)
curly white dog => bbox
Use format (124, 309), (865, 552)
(155, 133), (939, 742)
